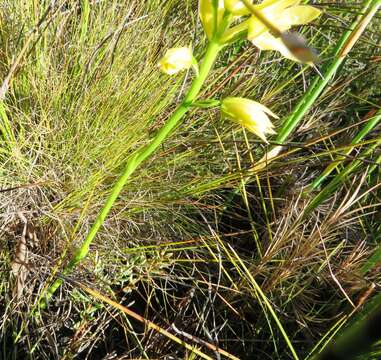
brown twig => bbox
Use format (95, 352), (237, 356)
(0, 180), (49, 193)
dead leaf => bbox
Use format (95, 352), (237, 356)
(11, 212), (29, 299)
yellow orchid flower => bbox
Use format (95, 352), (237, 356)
(158, 47), (194, 75)
(247, 0), (321, 61)
(221, 97), (278, 143)
(199, 0), (225, 39)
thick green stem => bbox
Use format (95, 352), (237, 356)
(41, 40), (221, 306)
(314, 293), (381, 359)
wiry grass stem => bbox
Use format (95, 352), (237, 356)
(304, 108), (381, 215)
(309, 105), (381, 190)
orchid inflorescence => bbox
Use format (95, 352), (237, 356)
(158, 0), (321, 143)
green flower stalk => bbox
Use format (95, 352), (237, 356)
(40, 0), (242, 307)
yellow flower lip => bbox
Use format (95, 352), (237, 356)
(221, 97), (278, 143)
(158, 47), (194, 75)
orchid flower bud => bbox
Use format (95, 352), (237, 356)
(158, 47), (195, 75)
(199, 0), (225, 39)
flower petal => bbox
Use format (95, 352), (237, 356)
(281, 5), (321, 26)
(247, 0), (296, 40)
(224, 0), (251, 16)
(246, 126), (269, 142)
(247, 1), (320, 42)
(247, 16), (268, 40)
(252, 32), (299, 61)
(250, 101), (279, 119)
(243, 112), (274, 142)
(257, 0), (301, 12)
